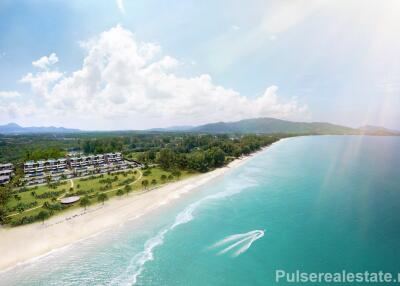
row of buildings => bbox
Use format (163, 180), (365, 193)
(0, 163), (14, 185)
(0, 152), (141, 186)
(23, 152), (140, 185)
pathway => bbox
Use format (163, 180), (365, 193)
(6, 168), (140, 218)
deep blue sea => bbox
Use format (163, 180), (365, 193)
(2, 136), (400, 285)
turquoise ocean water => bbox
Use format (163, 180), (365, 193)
(1, 136), (400, 285)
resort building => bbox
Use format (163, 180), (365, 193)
(24, 158), (68, 175)
(20, 152), (142, 186)
(23, 158), (71, 185)
(68, 154), (106, 169)
(0, 163), (14, 185)
(105, 152), (122, 163)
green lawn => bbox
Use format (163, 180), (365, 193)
(6, 167), (196, 226)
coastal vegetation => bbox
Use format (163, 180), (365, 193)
(0, 132), (281, 226)
(0, 167), (193, 226)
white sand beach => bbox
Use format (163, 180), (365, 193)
(0, 151), (262, 272)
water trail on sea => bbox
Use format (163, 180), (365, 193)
(212, 230), (265, 257)
(108, 176), (257, 286)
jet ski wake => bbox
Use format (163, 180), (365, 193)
(210, 229), (265, 257)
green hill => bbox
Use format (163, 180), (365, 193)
(191, 117), (359, 134)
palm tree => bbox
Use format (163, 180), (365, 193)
(168, 174), (174, 181)
(124, 184), (132, 196)
(160, 174), (167, 183)
(80, 196), (91, 210)
(141, 179), (149, 189)
(151, 179), (157, 185)
(37, 210), (49, 224)
(116, 189), (124, 196)
(98, 193), (108, 205)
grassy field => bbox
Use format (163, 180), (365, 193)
(6, 167), (195, 226)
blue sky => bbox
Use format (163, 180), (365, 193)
(0, 0), (399, 130)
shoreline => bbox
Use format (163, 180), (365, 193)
(0, 146), (269, 272)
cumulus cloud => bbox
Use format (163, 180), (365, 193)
(19, 25), (308, 129)
(0, 100), (37, 121)
(32, 53), (59, 69)
(20, 70), (63, 98)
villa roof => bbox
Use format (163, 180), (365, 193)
(0, 163), (13, 168)
(60, 196), (80, 204)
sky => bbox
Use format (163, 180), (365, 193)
(0, 0), (399, 130)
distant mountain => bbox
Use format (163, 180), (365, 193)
(2, 119), (398, 136)
(358, 125), (400, 136)
(190, 118), (358, 134)
(148, 125), (194, 132)
(156, 117), (398, 136)
(0, 123), (80, 134)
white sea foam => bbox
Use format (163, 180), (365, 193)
(212, 230), (265, 257)
(110, 178), (257, 285)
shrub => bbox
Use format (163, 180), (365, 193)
(35, 190), (64, 199)
(43, 201), (63, 211)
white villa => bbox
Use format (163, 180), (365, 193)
(22, 152), (139, 185)
(0, 163), (14, 185)
(23, 158), (71, 185)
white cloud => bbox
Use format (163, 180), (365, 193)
(0, 101), (37, 121)
(32, 53), (59, 69)
(20, 70), (63, 98)
(116, 0), (125, 14)
(18, 25), (309, 129)
(0, 91), (21, 98)
(0, 91), (37, 123)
